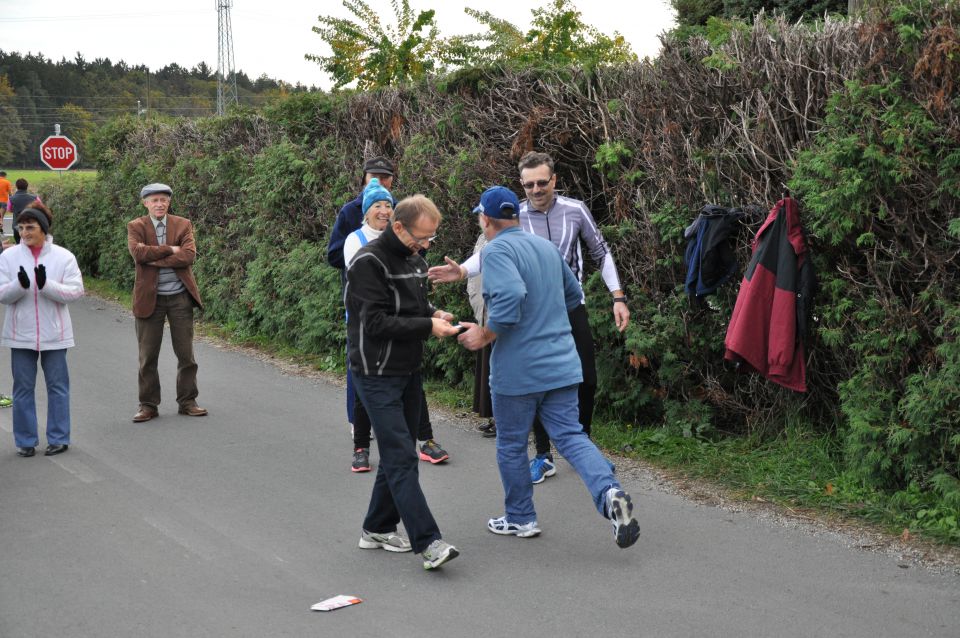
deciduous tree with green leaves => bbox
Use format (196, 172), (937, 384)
(459, 0), (637, 68)
(306, 0), (449, 89)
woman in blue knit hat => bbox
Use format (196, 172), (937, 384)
(343, 178), (394, 472)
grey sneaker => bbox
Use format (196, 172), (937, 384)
(605, 488), (640, 549)
(487, 516), (541, 538)
(422, 539), (459, 569)
(358, 529), (412, 553)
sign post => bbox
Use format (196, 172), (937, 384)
(39, 135), (79, 172)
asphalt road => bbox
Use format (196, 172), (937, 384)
(1, 296), (958, 638)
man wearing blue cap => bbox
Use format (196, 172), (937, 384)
(430, 152), (629, 486)
(458, 186), (640, 549)
(127, 183), (206, 423)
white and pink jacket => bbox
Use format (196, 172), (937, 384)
(0, 237), (84, 351)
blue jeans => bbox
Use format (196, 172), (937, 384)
(353, 372), (441, 554)
(11, 348), (71, 448)
(492, 384), (619, 524)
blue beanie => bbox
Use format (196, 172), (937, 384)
(362, 178), (394, 215)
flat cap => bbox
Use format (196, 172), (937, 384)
(362, 156), (394, 176)
(140, 183), (173, 199)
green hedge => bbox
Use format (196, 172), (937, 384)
(41, 3), (959, 513)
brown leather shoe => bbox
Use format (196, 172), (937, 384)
(132, 407), (158, 422)
(178, 404), (208, 417)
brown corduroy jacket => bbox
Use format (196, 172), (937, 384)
(127, 213), (202, 319)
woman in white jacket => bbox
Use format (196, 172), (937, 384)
(0, 206), (84, 457)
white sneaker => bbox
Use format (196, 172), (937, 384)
(422, 539), (459, 569)
(605, 488), (640, 548)
(487, 516), (541, 538)
(358, 529), (412, 552)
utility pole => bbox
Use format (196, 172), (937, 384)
(216, 0), (239, 116)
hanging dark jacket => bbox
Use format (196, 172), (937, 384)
(724, 197), (810, 392)
(684, 205), (744, 299)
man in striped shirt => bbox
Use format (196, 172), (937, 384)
(428, 152), (630, 482)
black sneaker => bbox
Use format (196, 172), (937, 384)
(351, 448), (371, 473)
(419, 439), (449, 464)
(478, 419), (497, 438)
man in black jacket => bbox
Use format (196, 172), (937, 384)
(346, 194), (462, 570)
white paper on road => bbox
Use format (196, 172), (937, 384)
(310, 595), (363, 612)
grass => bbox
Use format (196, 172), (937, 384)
(1, 168), (97, 192)
(591, 419), (960, 545)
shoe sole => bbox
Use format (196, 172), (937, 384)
(418, 452), (449, 464)
(423, 546), (459, 569)
(351, 466), (371, 473)
(487, 521), (541, 538)
(531, 464), (557, 484)
(608, 490), (640, 548)
(358, 538), (412, 553)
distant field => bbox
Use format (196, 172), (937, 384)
(2, 168), (97, 191)
(1, 169), (96, 236)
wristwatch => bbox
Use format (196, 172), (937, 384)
(613, 296), (628, 304)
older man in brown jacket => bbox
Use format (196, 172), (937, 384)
(127, 183), (206, 422)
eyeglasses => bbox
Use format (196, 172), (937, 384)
(16, 224), (41, 232)
(402, 225), (437, 246)
(521, 178), (553, 191)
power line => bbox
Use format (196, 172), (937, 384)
(0, 10), (204, 24)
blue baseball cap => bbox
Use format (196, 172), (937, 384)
(472, 186), (520, 219)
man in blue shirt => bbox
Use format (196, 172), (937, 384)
(458, 186), (640, 549)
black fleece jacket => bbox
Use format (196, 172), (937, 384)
(345, 225), (435, 376)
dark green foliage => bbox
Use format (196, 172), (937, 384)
(789, 1), (960, 519)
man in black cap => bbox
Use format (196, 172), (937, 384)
(327, 157), (396, 454)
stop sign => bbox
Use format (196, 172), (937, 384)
(40, 135), (79, 171)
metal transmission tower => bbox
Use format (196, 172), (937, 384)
(216, 0), (239, 115)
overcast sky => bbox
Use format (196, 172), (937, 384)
(0, 1), (676, 89)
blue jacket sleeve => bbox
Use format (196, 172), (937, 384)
(327, 196), (362, 270)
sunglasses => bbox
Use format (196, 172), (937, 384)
(521, 178), (553, 190)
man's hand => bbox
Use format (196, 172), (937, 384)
(433, 309), (455, 323)
(458, 322), (494, 351)
(169, 246), (181, 254)
(34, 265), (46, 290)
(613, 300), (630, 332)
(431, 317), (460, 338)
(427, 256), (465, 283)
(17, 266), (30, 289)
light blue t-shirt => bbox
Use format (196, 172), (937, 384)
(482, 226), (584, 396)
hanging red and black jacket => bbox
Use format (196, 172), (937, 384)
(724, 197), (810, 392)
